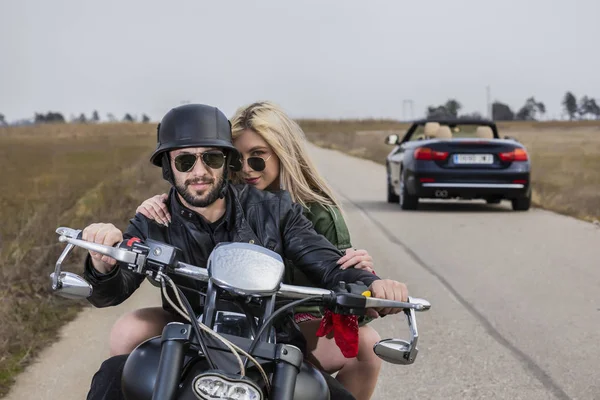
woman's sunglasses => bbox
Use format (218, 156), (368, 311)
(173, 150), (226, 172)
(243, 154), (272, 172)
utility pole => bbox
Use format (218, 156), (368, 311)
(486, 86), (492, 119)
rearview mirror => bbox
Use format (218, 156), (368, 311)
(385, 134), (399, 145)
(373, 296), (429, 365)
(49, 272), (93, 299)
(373, 338), (416, 365)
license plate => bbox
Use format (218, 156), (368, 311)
(453, 154), (494, 164)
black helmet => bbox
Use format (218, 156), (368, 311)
(150, 104), (241, 171)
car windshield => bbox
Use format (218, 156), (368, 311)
(408, 123), (496, 141)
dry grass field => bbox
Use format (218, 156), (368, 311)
(298, 119), (600, 222)
(0, 123), (170, 396)
(0, 119), (598, 396)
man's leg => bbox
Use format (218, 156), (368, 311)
(87, 354), (129, 400)
(322, 371), (357, 400)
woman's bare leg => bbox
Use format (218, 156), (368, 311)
(108, 307), (180, 356)
(300, 319), (382, 400)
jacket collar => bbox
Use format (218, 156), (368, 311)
(168, 185), (235, 230)
(225, 184), (263, 245)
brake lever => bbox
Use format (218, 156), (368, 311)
(364, 296), (431, 312)
(56, 227), (83, 240)
(57, 236), (138, 264)
(404, 296), (420, 363)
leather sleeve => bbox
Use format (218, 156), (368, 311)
(279, 195), (380, 290)
(83, 214), (150, 308)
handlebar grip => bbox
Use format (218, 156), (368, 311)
(364, 297), (431, 311)
(335, 281), (370, 295)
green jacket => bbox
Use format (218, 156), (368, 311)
(305, 202), (352, 252)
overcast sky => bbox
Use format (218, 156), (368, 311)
(1, 0), (598, 122)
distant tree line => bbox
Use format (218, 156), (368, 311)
(426, 91), (600, 121)
(3, 93), (599, 126)
(63, 110), (151, 123)
(0, 110), (152, 126)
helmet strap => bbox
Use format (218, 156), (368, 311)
(219, 166), (229, 199)
(161, 153), (175, 186)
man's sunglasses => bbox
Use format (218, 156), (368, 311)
(173, 151), (226, 172)
(243, 154), (272, 172)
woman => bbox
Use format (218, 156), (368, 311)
(129, 101), (383, 400)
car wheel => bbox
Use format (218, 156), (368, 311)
(386, 165), (400, 203)
(511, 193), (531, 211)
(399, 171), (418, 210)
(387, 181), (400, 203)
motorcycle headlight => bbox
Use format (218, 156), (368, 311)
(192, 372), (264, 400)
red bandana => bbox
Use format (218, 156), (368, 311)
(315, 270), (378, 358)
(315, 309), (359, 358)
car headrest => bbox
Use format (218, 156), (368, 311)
(436, 125), (453, 139)
(475, 126), (494, 139)
(423, 122), (440, 138)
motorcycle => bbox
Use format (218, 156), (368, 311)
(50, 226), (431, 400)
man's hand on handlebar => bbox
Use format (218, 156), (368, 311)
(82, 223), (123, 274)
(367, 279), (409, 318)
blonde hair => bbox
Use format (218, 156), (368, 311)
(230, 101), (343, 212)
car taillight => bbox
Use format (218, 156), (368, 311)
(499, 148), (528, 162)
(414, 147), (449, 161)
(514, 149), (528, 161)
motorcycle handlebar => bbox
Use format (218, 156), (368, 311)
(175, 261), (430, 312)
(57, 231), (431, 313)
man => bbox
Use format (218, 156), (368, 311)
(84, 103), (408, 399)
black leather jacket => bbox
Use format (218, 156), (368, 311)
(83, 183), (380, 313)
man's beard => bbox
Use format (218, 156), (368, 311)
(175, 173), (224, 208)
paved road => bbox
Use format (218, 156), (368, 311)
(5, 144), (599, 399)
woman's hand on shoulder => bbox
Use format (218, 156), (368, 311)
(136, 193), (170, 226)
(337, 248), (375, 274)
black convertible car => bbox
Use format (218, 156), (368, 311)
(385, 119), (532, 211)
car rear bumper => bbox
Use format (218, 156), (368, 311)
(421, 182), (525, 189)
(406, 171), (531, 199)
